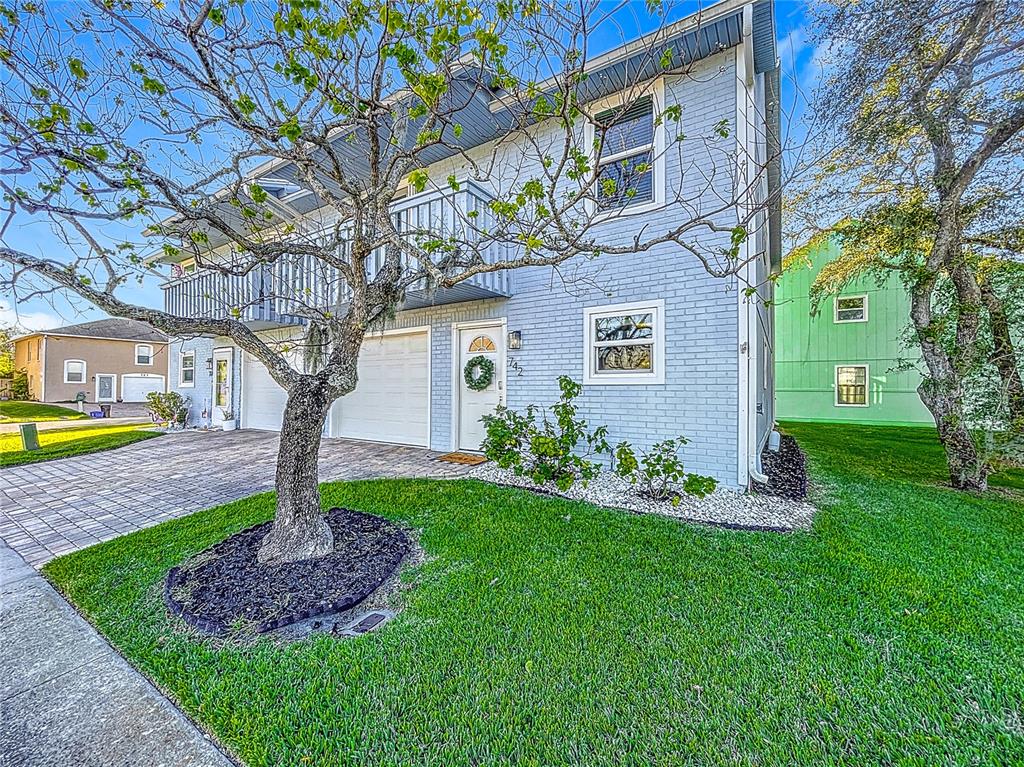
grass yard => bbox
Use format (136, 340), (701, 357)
(44, 423), (1023, 766)
(0, 422), (161, 467)
(0, 400), (89, 423)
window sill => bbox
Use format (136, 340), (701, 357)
(582, 374), (665, 386)
(592, 199), (663, 223)
(178, 382), (195, 388)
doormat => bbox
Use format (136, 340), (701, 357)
(437, 452), (487, 466)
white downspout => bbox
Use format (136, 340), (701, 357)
(739, 5), (769, 486)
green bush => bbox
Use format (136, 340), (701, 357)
(614, 436), (717, 503)
(146, 391), (189, 426)
(9, 369), (29, 400)
(482, 376), (610, 490)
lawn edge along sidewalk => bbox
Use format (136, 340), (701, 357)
(0, 541), (237, 767)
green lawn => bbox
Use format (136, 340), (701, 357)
(44, 423), (1023, 766)
(1, 422), (162, 466)
(0, 400), (89, 423)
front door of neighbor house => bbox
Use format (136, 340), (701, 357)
(211, 348), (233, 426)
(95, 374), (116, 403)
(458, 324), (504, 451)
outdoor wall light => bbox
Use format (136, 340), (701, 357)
(507, 330), (522, 350)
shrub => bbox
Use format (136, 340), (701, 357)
(481, 376), (610, 490)
(147, 391), (189, 426)
(614, 436), (718, 503)
(9, 369), (29, 400)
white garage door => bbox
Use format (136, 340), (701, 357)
(330, 330), (429, 447)
(242, 352), (288, 431)
(121, 374), (164, 402)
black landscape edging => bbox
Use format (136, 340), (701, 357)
(164, 508), (408, 637)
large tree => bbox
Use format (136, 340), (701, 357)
(0, 0), (779, 562)
(795, 0), (1024, 490)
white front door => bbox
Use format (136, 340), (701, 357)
(458, 324), (504, 451)
(95, 374), (116, 402)
(211, 348), (233, 426)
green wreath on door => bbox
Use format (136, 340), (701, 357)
(464, 355), (495, 391)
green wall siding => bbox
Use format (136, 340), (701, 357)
(776, 239), (934, 425)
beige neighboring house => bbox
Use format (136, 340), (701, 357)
(14, 318), (169, 404)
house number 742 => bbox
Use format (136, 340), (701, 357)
(507, 358), (524, 377)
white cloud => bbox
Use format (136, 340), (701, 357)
(0, 300), (64, 333)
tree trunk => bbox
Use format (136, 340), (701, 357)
(909, 278), (989, 491)
(257, 379), (335, 565)
(980, 279), (1024, 424)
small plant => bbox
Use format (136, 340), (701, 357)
(482, 376), (610, 490)
(614, 436), (717, 504)
(147, 391), (190, 427)
(220, 407), (234, 421)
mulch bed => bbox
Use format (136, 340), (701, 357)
(753, 434), (808, 500)
(165, 508), (410, 636)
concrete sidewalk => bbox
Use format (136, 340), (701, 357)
(0, 543), (234, 767)
(0, 416), (150, 434)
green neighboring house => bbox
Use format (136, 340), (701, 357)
(776, 238), (934, 426)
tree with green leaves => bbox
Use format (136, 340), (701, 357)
(0, 0), (779, 563)
(794, 0), (1024, 490)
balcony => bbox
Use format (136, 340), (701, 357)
(162, 182), (513, 328)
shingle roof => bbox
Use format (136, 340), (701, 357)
(46, 318), (168, 343)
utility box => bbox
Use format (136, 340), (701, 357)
(19, 423), (40, 452)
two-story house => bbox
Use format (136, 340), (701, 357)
(155, 0), (781, 490)
(776, 237), (933, 425)
(13, 318), (169, 405)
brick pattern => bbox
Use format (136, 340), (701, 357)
(0, 430), (468, 568)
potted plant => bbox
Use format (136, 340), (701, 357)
(220, 407), (237, 432)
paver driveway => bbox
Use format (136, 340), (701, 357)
(0, 429), (469, 567)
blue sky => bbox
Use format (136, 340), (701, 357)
(1, 0), (817, 332)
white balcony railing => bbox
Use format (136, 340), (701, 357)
(162, 182), (513, 325)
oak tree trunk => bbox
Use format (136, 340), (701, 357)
(911, 284), (989, 492)
(980, 280), (1024, 424)
(257, 379), (335, 565)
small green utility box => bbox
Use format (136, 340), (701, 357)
(19, 423), (40, 452)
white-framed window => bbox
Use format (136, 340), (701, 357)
(179, 350), (195, 387)
(135, 344), (153, 365)
(834, 295), (868, 323)
(835, 364), (869, 407)
(64, 359), (86, 384)
(582, 299), (665, 385)
(585, 79), (666, 216)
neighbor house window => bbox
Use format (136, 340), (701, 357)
(179, 351), (195, 387)
(135, 344), (153, 365)
(588, 81), (665, 213)
(583, 300), (665, 385)
(64, 359), (86, 384)
(835, 295), (868, 323)
(836, 365), (869, 406)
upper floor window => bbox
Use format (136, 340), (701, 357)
(835, 295), (868, 323)
(64, 359), (86, 384)
(135, 344), (153, 365)
(583, 299), (665, 385)
(588, 81), (665, 214)
(835, 365), (868, 407)
(179, 351), (195, 386)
